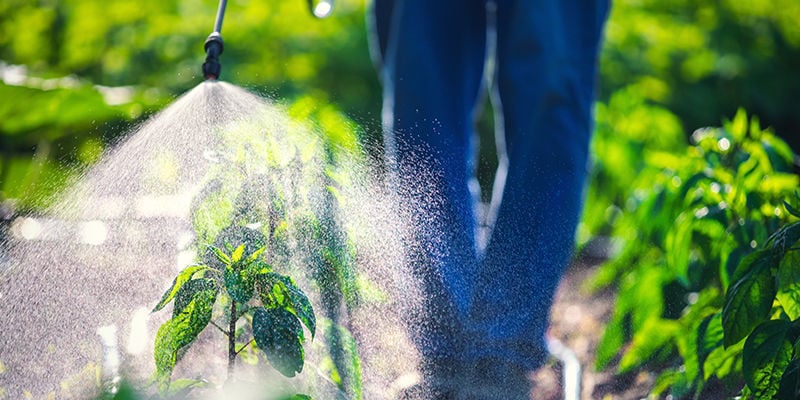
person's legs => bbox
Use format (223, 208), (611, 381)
(466, 0), (609, 382)
(375, 0), (488, 371)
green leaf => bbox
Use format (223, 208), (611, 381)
(231, 244), (246, 263)
(252, 307), (305, 377)
(619, 318), (679, 373)
(697, 313), (725, 380)
(166, 378), (211, 397)
(742, 320), (793, 398)
(777, 250), (800, 320)
(703, 339), (744, 381)
(768, 223), (800, 257)
(225, 266), (255, 304)
(153, 284), (218, 393)
(248, 245), (267, 262)
(321, 320), (363, 399)
(208, 245), (231, 265)
(276, 275), (316, 339)
(723, 252), (777, 347)
(173, 278), (218, 318)
(786, 197), (800, 219)
(777, 358), (800, 400)
(595, 305), (626, 371)
(278, 395), (313, 400)
(152, 265), (207, 313)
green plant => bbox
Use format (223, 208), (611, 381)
(590, 110), (799, 398)
(152, 224), (315, 393)
(719, 195), (800, 399)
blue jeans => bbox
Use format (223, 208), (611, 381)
(372, 0), (609, 371)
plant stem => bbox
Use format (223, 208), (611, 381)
(228, 300), (237, 379)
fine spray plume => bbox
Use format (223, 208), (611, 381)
(0, 0), (444, 398)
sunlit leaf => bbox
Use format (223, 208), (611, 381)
(619, 318), (679, 373)
(208, 245), (231, 266)
(777, 250), (800, 320)
(722, 254), (776, 347)
(154, 284), (217, 393)
(152, 265), (207, 313)
(742, 320), (793, 398)
(231, 244), (245, 263)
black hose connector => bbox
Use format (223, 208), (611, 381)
(202, 32), (224, 80)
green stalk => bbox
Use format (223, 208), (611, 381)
(228, 300), (237, 378)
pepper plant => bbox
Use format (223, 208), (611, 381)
(589, 109), (799, 398)
(152, 223), (315, 393)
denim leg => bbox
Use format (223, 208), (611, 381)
(466, 0), (610, 370)
(377, 0), (487, 361)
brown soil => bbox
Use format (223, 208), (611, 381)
(543, 256), (656, 400)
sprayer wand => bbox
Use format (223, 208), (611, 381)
(202, 0), (227, 80)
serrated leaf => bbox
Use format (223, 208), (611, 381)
(154, 284), (217, 393)
(722, 255), (776, 347)
(742, 320), (793, 398)
(152, 265), (207, 313)
(777, 250), (800, 320)
(253, 307), (305, 377)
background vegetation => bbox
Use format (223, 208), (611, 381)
(1, 0), (799, 211)
(2, 0), (800, 398)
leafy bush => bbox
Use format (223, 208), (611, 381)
(152, 234), (316, 393)
(590, 109), (799, 398)
(144, 97), (364, 398)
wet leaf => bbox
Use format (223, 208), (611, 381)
(277, 275), (316, 338)
(225, 266), (254, 304)
(208, 245), (231, 266)
(173, 278), (217, 318)
(252, 307), (305, 377)
(152, 265), (207, 313)
(231, 244), (245, 263)
(154, 284), (217, 393)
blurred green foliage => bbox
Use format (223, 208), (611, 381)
(0, 0), (380, 211)
(601, 0), (800, 150)
(2, 0), (800, 211)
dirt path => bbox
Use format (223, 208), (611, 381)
(543, 257), (655, 400)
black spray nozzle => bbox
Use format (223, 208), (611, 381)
(202, 0), (227, 80)
(202, 32), (224, 80)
